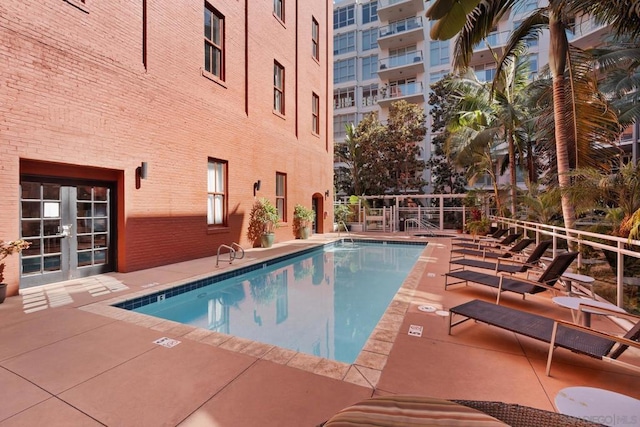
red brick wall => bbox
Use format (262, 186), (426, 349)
(0, 0), (333, 294)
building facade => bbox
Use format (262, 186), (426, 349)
(332, 0), (639, 194)
(0, 0), (334, 295)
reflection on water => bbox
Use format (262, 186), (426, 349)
(135, 242), (424, 363)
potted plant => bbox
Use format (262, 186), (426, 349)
(247, 198), (280, 248)
(293, 204), (315, 239)
(0, 239), (31, 303)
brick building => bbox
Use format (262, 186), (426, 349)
(0, 0), (333, 295)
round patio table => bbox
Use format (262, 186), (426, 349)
(555, 387), (640, 427)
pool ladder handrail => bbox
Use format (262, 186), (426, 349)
(337, 221), (354, 245)
(216, 244), (236, 267)
(230, 242), (245, 259)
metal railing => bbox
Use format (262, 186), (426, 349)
(378, 16), (423, 39)
(379, 51), (423, 70)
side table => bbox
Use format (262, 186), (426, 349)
(551, 296), (626, 327)
(555, 386), (640, 427)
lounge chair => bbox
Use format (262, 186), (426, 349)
(448, 299), (640, 376)
(453, 232), (522, 250)
(444, 251), (579, 303)
(449, 240), (552, 274)
(454, 228), (508, 243)
(451, 238), (535, 260)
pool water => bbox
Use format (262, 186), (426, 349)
(130, 241), (425, 363)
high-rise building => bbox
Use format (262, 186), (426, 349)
(332, 0), (639, 192)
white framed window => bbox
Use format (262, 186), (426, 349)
(361, 28), (377, 51)
(312, 93), (320, 134)
(430, 40), (449, 66)
(312, 17), (319, 60)
(362, 1), (377, 24)
(207, 159), (227, 226)
(274, 61), (285, 114)
(204, 3), (224, 80)
(334, 87), (355, 109)
(276, 173), (287, 221)
(334, 58), (356, 83)
(274, 0), (284, 21)
(361, 55), (378, 80)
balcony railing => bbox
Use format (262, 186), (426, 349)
(378, 16), (423, 39)
(380, 81), (424, 101)
(474, 30), (511, 51)
(379, 51), (423, 70)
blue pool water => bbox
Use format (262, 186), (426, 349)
(123, 241), (425, 363)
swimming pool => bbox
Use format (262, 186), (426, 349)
(116, 240), (426, 364)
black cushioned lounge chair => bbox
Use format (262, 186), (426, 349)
(450, 240), (552, 274)
(453, 232), (522, 250)
(454, 228), (508, 243)
(451, 238), (535, 260)
(449, 299), (640, 376)
(445, 251), (579, 303)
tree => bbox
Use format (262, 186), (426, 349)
(384, 100), (428, 193)
(427, 76), (468, 196)
(426, 0), (632, 231)
(334, 102), (427, 196)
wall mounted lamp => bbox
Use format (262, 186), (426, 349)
(325, 189), (330, 199)
(135, 162), (149, 189)
(253, 180), (261, 197)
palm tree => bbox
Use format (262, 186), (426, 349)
(427, 0), (634, 231)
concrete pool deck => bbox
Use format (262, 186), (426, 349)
(1, 233), (639, 426)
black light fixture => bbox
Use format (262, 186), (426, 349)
(136, 162), (148, 189)
(253, 180), (261, 196)
(325, 189), (330, 199)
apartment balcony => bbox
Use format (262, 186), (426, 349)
(468, 30), (510, 66)
(568, 18), (608, 49)
(378, 51), (424, 81)
(377, 81), (424, 107)
(377, 16), (424, 50)
(377, 0), (424, 23)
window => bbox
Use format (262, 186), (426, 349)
(361, 55), (378, 80)
(429, 40), (449, 66)
(334, 87), (355, 109)
(274, 61), (285, 114)
(207, 159), (227, 226)
(334, 113), (356, 138)
(528, 53), (538, 79)
(334, 5), (355, 29)
(204, 4), (224, 80)
(334, 58), (356, 83)
(361, 28), (378, 51)
(362, 2), (377, 24)
(361, 84), (378, 106)
(312, 93), (319, 134)
(276, 173), (287, 221)
(333, 32), (356, 55)
(312, 17), (319, 60)
(430, 70), (449, 82)
(513, 20), (538, 47)
(274, 0), (284, 21)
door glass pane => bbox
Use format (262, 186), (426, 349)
(22, 202), (41, 218)
(44, 255), (61, 272)
(94, 250), (107, 264)
(94, 234), (107, 248)
(94, 187), (107, 201)
(22, 221), (41, 237)
(78, 251), (92, 267)
(94, 203), (107, 217)
(22, 182), (40, 199)
(78, 235), (93, 250)
(77, 186), (92, 200)
(43, 184), (60, 200)
(77, 219), (92, 233)
(43, 220), (60, 236)
(94, 218), (107, 232)
(44, 238), (61, 254)
(23, 239), (40, 256)
(77, 203), (92, 217)
(22, 258), (41, 275)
